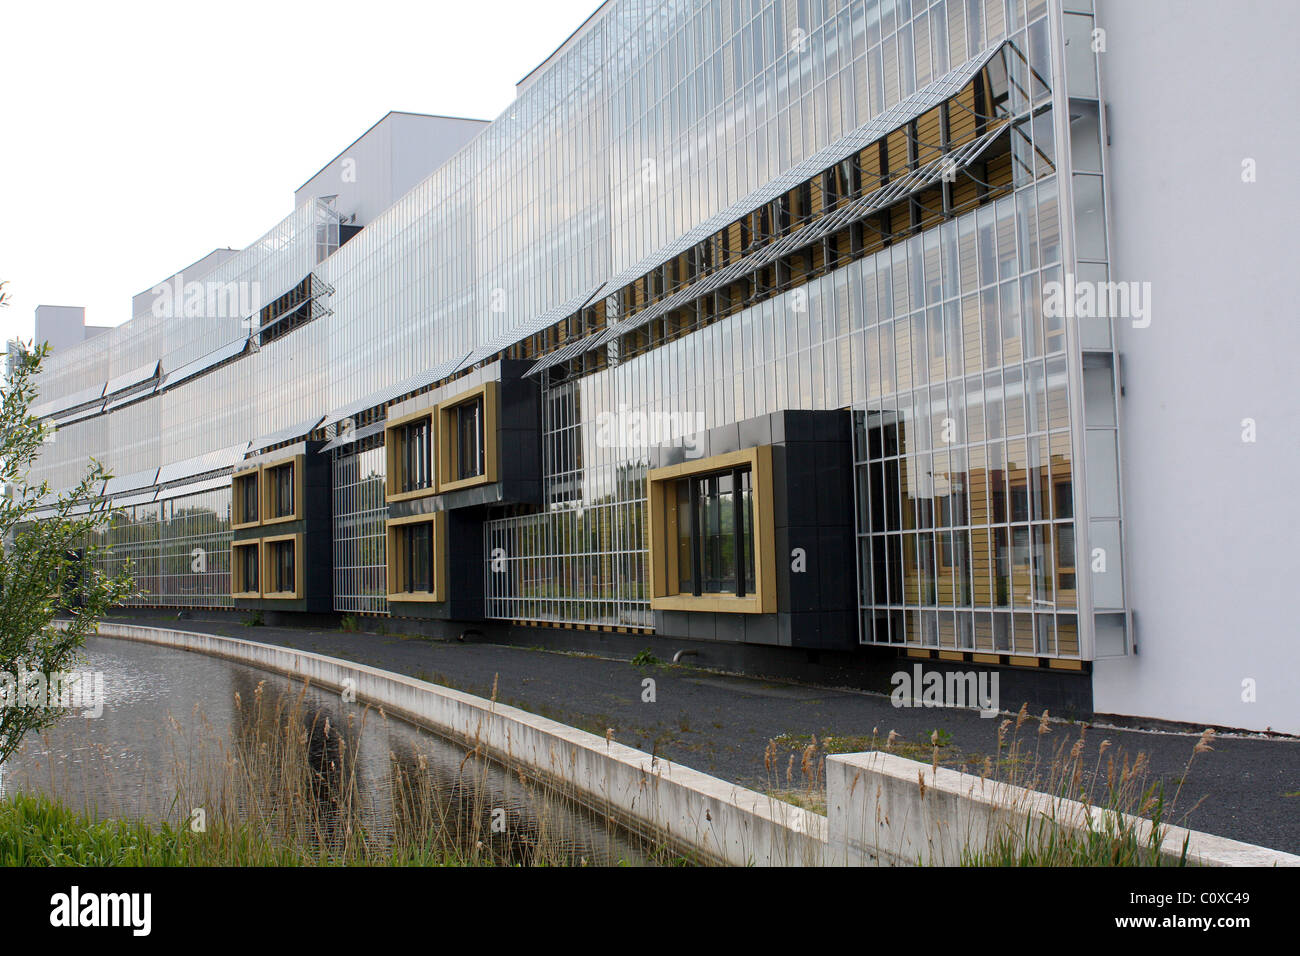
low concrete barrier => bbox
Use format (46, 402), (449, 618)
(70, 623), (1297, 867)
(84, 622), (825, 867)
(825, 751), (1300, 867)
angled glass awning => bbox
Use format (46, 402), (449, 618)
(527, 327), (608, 375)
(110, 489), (159, 508)
(592, 39), (1014, 302)
(104, 389), (158, 413)
(524, 38), (1030, 379)
(449, 281), (606, 376)
(319, 419), (387, 454)
(50, 400), (107, 427)
(160, 336), (251, 391)
(526, 118), (1008, 377)
(248, 415), (325, 454)
(102, 467), (160, 497)
(155, 443), (249, 486)
(105, 360), (161, 398)
(157, 474), (231, 499)
(591, 124), (1007, 351)
(31, 381), (107, 421)
(320, 352), (470, 428)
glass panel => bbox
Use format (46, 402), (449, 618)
(1085, 429), (1120, 517)
(1063, 13), (1099, 98)
(1072, 174), (1107, 260)
(677, 480), (693, 592)
(456, 398), (485, 480)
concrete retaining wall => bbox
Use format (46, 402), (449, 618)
(825, 751), (1300, 867)
(73, 623), (1296, 867)
(85, 622), (825, 867)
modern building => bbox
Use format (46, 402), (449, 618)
(32, 305), (111, 354)
(22, 0), (1299, 734)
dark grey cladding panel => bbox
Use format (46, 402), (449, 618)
(647, 407), (857, 651)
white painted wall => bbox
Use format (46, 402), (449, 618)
(1092, 0), (1300, 733)
(294, 112), (487, 226)
(33, 304), (109, 352)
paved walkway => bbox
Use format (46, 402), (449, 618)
(111, 613), (1300, 853)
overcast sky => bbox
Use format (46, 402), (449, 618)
(0, 0), (602, 346)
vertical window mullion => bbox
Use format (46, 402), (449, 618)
(689, 477), (702, 596)
(733, 466), (746, 598)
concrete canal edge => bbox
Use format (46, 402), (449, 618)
(81, 621), (825, 866)
(76, 622), (1299, 867)
(826, 751), (1300, 867)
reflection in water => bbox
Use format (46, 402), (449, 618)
(0, 637), (663, 866)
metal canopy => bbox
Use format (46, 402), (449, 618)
(51, 400), (107, 427)
(161, 336), (251, 391)
(536, 120), (1007, 370)
(157, 474), (231, 498)
(105, 360), (161, 397)
(319, 419), (387, 454)
(320, 352), (472, 428)
(449, 281), (606, 376)
(522, 41), (1016, 378)
(32, 381), (107, 421)
(156, 443), (249, 486)
(249, 416), (326, 454)
(591, 40), (1012, 302)
(102, 467), (160, 497)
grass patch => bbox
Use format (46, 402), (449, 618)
(0, 793), (475, 866)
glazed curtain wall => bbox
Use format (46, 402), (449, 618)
(32, 0), (1030, 492)
(332, 444), (388, 614)
(483, 172), (1074, 655)
(32, 0), (1064, 627)
(89, 487), (234, 608)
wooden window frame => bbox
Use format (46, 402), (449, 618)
(260, 455), (304, 526)
(436, 382), (498, 493)
(231, 538), (261, 598)
(385, 406), (438, 502)
(647, 446), (776, 614)
(232, 468), (261, 529)
(260, 533), (302, 600)
(385, 512), (446, 603)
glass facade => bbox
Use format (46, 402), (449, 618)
(91, 488), (233, 608)
(29, 0), (1121, 660)
(332, 444), (388, 614)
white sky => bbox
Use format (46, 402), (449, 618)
(0, 0), (603, 346)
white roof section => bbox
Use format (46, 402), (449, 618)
(131, 248), (241, 319)
(516, 1), (613, 95)
(294, 111), (488, 227)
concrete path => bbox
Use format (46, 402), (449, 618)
(108, 613), (1300, 854)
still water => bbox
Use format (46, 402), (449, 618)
(0, 636), (657, 865)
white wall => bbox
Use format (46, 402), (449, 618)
(1092, 0), (1300, 733)
(33, 305), (89, 352)
(294, 112), (486, 226)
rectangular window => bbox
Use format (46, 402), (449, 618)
(243, 476), (259, 522)
(404, 523), (432, 594)
(402, 418), (432, 492)
(648, 446), (774, 614)
(386, 514), (444, 601)
(276, 466), (293, 516)
(262, 459), (300, 523)
(385, 410), (437, 501)
(233, 471), (259, 527)
(456, 397), (485, 481)
(270, 540), (295, 594)
(232, 541), (259, 596)
(437, 383), (497, 492)
(260, 535), (300, 599)
(674, 467), (755, 597)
